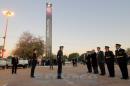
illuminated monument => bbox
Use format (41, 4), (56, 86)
(46, 2), (53, 69)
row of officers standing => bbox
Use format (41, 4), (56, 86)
(85, 44), (129, 80)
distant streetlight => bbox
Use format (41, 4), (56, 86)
(1, 10), (14, 58)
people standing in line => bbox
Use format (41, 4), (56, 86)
(57, 46), (64, 79)
(30, 49), (37, 78)
(91, 50), (98, 74)
(97, 47), (106, 75)
(85, 51), (92, 73)
(12, 56), (18, 74)
(115, 44), (129, 80)
(104, 46), (115, 77)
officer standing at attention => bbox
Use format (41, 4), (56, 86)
(105, 46), (115, 77)
(91, 50), (98, 74)
(97, 47), (106, 75)
(12, 56), (19, 74)
(30, 49), (37, 78)
(57, 46), (64, 79)
(85, 51), (92, 73)
(115, 44), (129, 80)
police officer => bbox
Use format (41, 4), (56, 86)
(97, 47), (106, 75)
(85, 51), (92, 73)
(30, 49), (37, 78)
(91, 50), (98, 74)
(115, 44), (129, 79)
(105, 46), (115, 77)
(72, 59), (75, 67)
(12, 56), (18, 74)
(57, 46), (64, 79)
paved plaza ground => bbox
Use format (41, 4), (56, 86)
(0, 64), (130, 86)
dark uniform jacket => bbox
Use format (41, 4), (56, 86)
(91, 52), (98, 66)
(12, 57), (18, 65)
(57, 50), (63, 63)
(85, 54), (91, 64)
(32, 53), (37, 66)
(105, 51), (115, 63)
(97, 51), (105, 64)
(115, 48), (128, 62)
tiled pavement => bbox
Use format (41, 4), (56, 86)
(0, 65), (130, 86)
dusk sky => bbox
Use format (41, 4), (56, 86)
(0, 0), (130, 56)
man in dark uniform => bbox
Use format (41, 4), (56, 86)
(105, 46), (115, 77)
(115, 44), (129, 79)
(91, 50), (98, 74)
(97, 47), (106, 75)
(12, 56), (18, 74)
(72, 59), (75, 67)
(57, 46), (64, 79)
(72, 59), (77, 67)
(30, 49), (37, 78)
(85, 51), (92, 73)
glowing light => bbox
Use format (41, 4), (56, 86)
(47, 3), (52, 15)
(2, 10), (14, 17)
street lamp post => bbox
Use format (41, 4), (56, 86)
(1, 10), (14, 58)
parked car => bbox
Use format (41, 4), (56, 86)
(18, 59), (28, 68)
(0, 58), (6, 69)
(6, 59), (12, 69)
(6, 58), (28, 69)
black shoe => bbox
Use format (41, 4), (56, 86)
(87, 71), (92, 73)
(57, 77), (63, 79)
(121, 77), (129, 80)
(100, 74), (105, 76)
(31, 76), (35, 78)
(94, 72), (99, 74)
(120, 77), (124, 79)
(57, 76), (62, 79)
(123, 77), (129, 80)
(109, 76), (115, 78)
(124, 78), (129, 80)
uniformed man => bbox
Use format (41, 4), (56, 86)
(85, 51), (92, 73)
(97, 47), (106, 75)
(72, 59), (75, 67)
(12, 56), (18, 74)
(30, 49), (37, 78)
(72, 58), (77, 67)
(57, 46), (64, 79)
(91, 50), (98, 74)
(115, 44), (129, 79)
(105, 46), (115, 77)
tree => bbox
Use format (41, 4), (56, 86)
(63, 55), (68, 60)
(68, 53), (79, 61)
(13, 32), (44, 59)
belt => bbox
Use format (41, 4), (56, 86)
(106, 57), (111, 59)
(116, 56), (123, 58)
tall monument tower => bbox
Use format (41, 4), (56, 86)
(46, 2), (53, 69)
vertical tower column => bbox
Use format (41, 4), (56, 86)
(46, 2), (53, 69)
